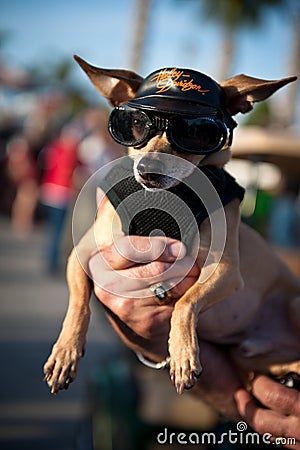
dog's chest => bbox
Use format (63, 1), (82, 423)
(99, 159), (244, 252)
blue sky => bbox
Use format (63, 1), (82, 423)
(0, 0), (296, 81)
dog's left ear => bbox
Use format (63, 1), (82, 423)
(74, 55), (143, 106)
(220, 74), (297, 115)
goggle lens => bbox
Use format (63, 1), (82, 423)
(109, 108), (151, 146)
(108, 106), (229, 154)
(171, 117), (225, 153)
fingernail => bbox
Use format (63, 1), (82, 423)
(169, 242), (186, 259)
(176, 383), (185, 395)
(51, 382), (60, 394)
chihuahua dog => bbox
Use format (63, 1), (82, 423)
(44, 56), (300, 396)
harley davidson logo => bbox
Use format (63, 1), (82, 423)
(150, 68), (210, 95)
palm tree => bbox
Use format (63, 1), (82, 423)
(129, 0), (151, 72)
(175, 0), (299, 125)
(197, 0), (286, 79)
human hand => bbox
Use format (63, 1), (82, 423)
(235, 375), (300, 449)
(89, 236), (199, 357)
(90, 235), (199, 300)
(90, 235), (244, 418)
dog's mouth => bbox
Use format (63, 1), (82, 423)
(133, 156), (180, 190)
(132, 154), (197, 190)
(137, 172), (178, 190)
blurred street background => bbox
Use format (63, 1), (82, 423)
(0, 0), (300, 449)
(0, 215), (116, 450)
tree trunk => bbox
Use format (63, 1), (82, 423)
(218, 27), (235, 80)
(130, 0), (151, 72)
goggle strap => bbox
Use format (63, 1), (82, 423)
(152, 116), (169, 131)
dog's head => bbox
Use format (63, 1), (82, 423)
(74, 55), (296, 190)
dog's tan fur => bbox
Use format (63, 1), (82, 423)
(44, 56), (300, 396)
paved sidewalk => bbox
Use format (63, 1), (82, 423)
(0, 216), (120, 450)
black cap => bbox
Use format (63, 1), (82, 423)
(127, 67), (223, 115)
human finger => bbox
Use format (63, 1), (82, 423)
(126, 256), (199, 282)
(99, 235), (186, 269)
(164, 275), (199, 298)
(251, 375), (300, 416)
(123, 275), (199, 301)
(91, 254), (199, 298)
(235, 387), (300, 446)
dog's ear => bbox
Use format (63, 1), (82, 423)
(74, 55), (143, 106)
(220, 74), (297, 115)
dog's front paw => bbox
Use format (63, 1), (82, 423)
(168, 330), (202, 395)
(43, 335), (85, 394)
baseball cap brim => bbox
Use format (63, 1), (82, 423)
(127, 96), (218, 115)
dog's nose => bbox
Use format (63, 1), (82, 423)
(137, 158), (165, 179)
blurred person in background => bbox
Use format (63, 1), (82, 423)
(79, 109), (111, 176)
(78, 108), (124, 177)
(72, 108), (124, 236)
(23, 90), (69, 162)
(5, 135), (39, 239)
(267, 176), (300, 248)
(39, 122), (82, 274)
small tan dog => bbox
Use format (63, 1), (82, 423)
(44, 56), (300, 395)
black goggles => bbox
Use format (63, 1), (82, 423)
(108, 105), (231, 155)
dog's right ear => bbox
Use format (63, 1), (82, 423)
(74, 55), (143, 106)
